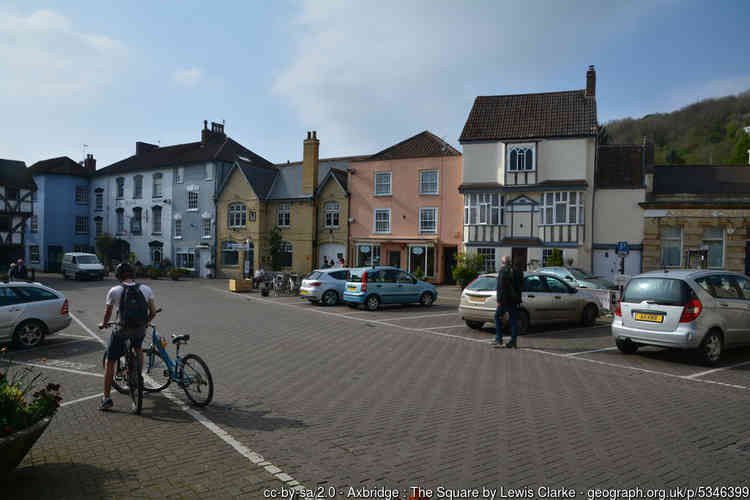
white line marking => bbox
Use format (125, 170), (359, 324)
(378, 312), (459, 321)
(421, 325), (467, 330)
(523, 324), (610, 336)
(57, 333), (93, 339)
(71, 313), (107, 347)
(8, 360), (103, 378)
(686, 360), (750, 379)
(524, 348), (750, 391)
(61, 393), (103, 407)
(566, 347), (618, 356)
(68, 312), (308, 490)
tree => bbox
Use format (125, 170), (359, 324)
(452, 252), (486, 290)
(547, 248), (564, 267)
(665, 149), (685, 164)
(597, 126), (610, 145)
(95, 233), (130, 270)
(266, 227), (284, 271)
(729, 131), (750, 164)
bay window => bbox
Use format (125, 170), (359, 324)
(464, 193), (502, 225)
(542, 191), (584, 225)
(507, 144), (535, 171)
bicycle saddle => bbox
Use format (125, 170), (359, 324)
(171, 334), (190, 344)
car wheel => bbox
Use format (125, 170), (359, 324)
(697, 329), (723, 366)
(581, 304), (598, 326)
(517, 309), (530, 335)
(615, 338), (639, 354)
(465, 320), (484, 330)
(365, 295), (380, 311)
(322, 290), (338, 306)
(14, 320), (46, 349)
(419, 292), (434, 307)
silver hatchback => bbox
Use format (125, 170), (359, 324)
(300, 268), (350, 306)
(611, 270), (750, 365)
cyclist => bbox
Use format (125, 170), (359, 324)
(98, 261), (158, 410)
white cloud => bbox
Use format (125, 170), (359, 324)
(173, 67), (203, 87)
(273, 0), (661, 155)
(0, 9), (128, 98)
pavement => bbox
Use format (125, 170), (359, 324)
(2, 274), (750, 499)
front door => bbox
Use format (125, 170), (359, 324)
(443, 246), (457, 285)
(511, 247), (527, 271)
(47, 246), (63, 273)
(389, 251), (401, 268)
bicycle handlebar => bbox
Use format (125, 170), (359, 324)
(100, 308), (163, 329)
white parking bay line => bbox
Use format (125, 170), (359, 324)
(9, 360), (103, 378)
(68, 312), (310, 491)
(566, 347), (618, 356)
(685, 360), (750, 379)
(421, 324), (468, 330)
(57, 333), (93, 339)
(61, 393), (104, 407)
(382, 312), (459, 321)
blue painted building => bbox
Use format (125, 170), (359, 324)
(27, 155), (95, 272)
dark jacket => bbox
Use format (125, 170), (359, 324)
(496, 263), (523, 305)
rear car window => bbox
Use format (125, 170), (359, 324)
(12, 287), (58, 302)
(622, 278), (691, 306)
(328, 271), (348, 281)
(347, 270), (378, 282)
(77, 255), (100, 264)
(466, 276), (497, 291)
(307, 272), (322, 280)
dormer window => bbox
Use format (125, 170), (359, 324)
(507, 144), (535, 171)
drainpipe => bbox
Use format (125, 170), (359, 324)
(591, 132), (598, 274)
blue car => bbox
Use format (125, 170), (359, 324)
(343, 266), (438, 311)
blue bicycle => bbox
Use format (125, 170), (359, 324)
(142, 314), (214, 406)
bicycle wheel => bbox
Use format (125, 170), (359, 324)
(104, 350), (131, 395)
(143, 346), (171, 393)
(128, 351), (143, 414)
(179, 354), (213, 406)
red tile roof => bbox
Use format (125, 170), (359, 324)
(459, 90), (597, 142)
(29, 156), (91, 178)
(362, 131), (461, 162)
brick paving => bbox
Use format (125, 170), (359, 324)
(1, 274), (750, 498)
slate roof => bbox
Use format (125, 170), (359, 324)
(268, 161), (350, 199)
(96, 133), (274, 176)
(234, 157), (278, 200)
(363, 131), (461, 162)
(330, 168), (348, 191)
(459, 90), (598, 142)
(653, 165), (750, 194)
(0, 159), (36, 189)
(29, 156), (91, 178)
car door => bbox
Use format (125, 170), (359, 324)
(394, 271), (420, 303)
(0, 287), (25, 340)
(543, 276), (579, 321)
(695, 274), (746, 347)
(329, 270), (349, 298)
(368, 269), (392, 303)
(522, 275), (549, 322)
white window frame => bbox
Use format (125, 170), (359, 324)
(464, 193), (502, 226)
(116, 209), (124, 234)
(419, 169), (439, 195)
(30, 215), (38, 233)
(278, 203), (290, 227)
(541, 191), (584, 226)
(205, 164), (214, 181)
(357, 245), (381, 266)
(506, 143), (536, 172)
(75, 186), (88, 203)
(152, 206), (162, 234)
(133, 175), (143, 199)
(152, 173), (163, 198)
(202, 218), (212, 239)
(176, 167), (184, 184)
(29, 245), (40, 264)
(660, 226), (683, 268)
(187, 191), (199, 211)
(75, 216), (88, 235)
(175, 248), (195, 270)
(228, 203), (247, 228)
(419, 207), (438, 234)
(130, 208), (142, 235)
(374, 172), (392, 196)
(175, 218), (183, 239)
(702, 227), (725, 269)
(374, 208), (391, 234)
(476, 248), (496, 273)
(325, 202), (340, 228)
(116, 178), (124, 199)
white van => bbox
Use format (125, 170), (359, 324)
(62, 252), (105, 281)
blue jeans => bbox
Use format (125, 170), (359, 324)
(494, 303), (519, 344)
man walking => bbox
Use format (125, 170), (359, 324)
(493, 255), (524, 349)
(15, 259), (27, 280)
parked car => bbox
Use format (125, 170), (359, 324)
(62, 252), (105, 281)
(612, 270), (750, 366)
(343, 266), (438, 311)
(537, 266), (617, 290)
(0, 282), (71, 348)
(459, 272), (600, 333)
(300, 268), (350, 306)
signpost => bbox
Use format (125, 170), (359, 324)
(615, 241), (630, 302)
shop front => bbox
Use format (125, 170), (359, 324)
(351, 239), (445, 282)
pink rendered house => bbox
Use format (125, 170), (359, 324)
(348, 131), (463, 283)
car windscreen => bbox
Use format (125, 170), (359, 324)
(622, 278), (690, 306)
(569, 268), (594, 280)
(348, 269), (364, 282)
(466, 276), (497, 291)
(76, 255), (100, 264)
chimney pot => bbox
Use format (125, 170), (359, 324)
(586, 65), (596, 97)
(307, 131), (311, 140)
(204, 120), (208, 130)
(313, 131), (317, 140)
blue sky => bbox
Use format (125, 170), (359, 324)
(1, 1), (749, 168)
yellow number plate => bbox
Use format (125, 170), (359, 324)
(300, 290), (308, 295)
(634, 312), (664, 323)
(467, 295), (486, 304)
(347, 286), (356, 291)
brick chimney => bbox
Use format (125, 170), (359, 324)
(136, 141), (158, 156)
(201, 120), (226, 145)
(302, 130), (320, 196)
(586, 65), (596, 97)
(84, 154), (96, 173)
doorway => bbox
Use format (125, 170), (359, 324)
(389, 250), (401, 267)
(443, 246), (457, 284)
(47, 245), (63, 273)
(243, 243), (254, 278)
(511, 247), (528, 271)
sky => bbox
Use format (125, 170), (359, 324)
(1, 0), (749, 168)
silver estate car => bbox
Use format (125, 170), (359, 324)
(459, 272), (600, 334)
(299, 268), (350, 306)
(612, 270), (750, 366)
(0, 282), (72, 348)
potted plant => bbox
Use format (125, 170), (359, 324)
(0, 347), (62, 478)
(148, 267), (161, 280)
(169, 268), (181, 281)
(452, 252), (486, 291)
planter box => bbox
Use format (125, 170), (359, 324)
(229, 279), (253, 292)
(0, 417), (52, 479)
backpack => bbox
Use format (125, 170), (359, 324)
(119, 283), (149, 329)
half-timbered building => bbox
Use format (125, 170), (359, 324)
(0, 159), (37, 269)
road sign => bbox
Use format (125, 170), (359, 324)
(616, 241), (630, 255)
